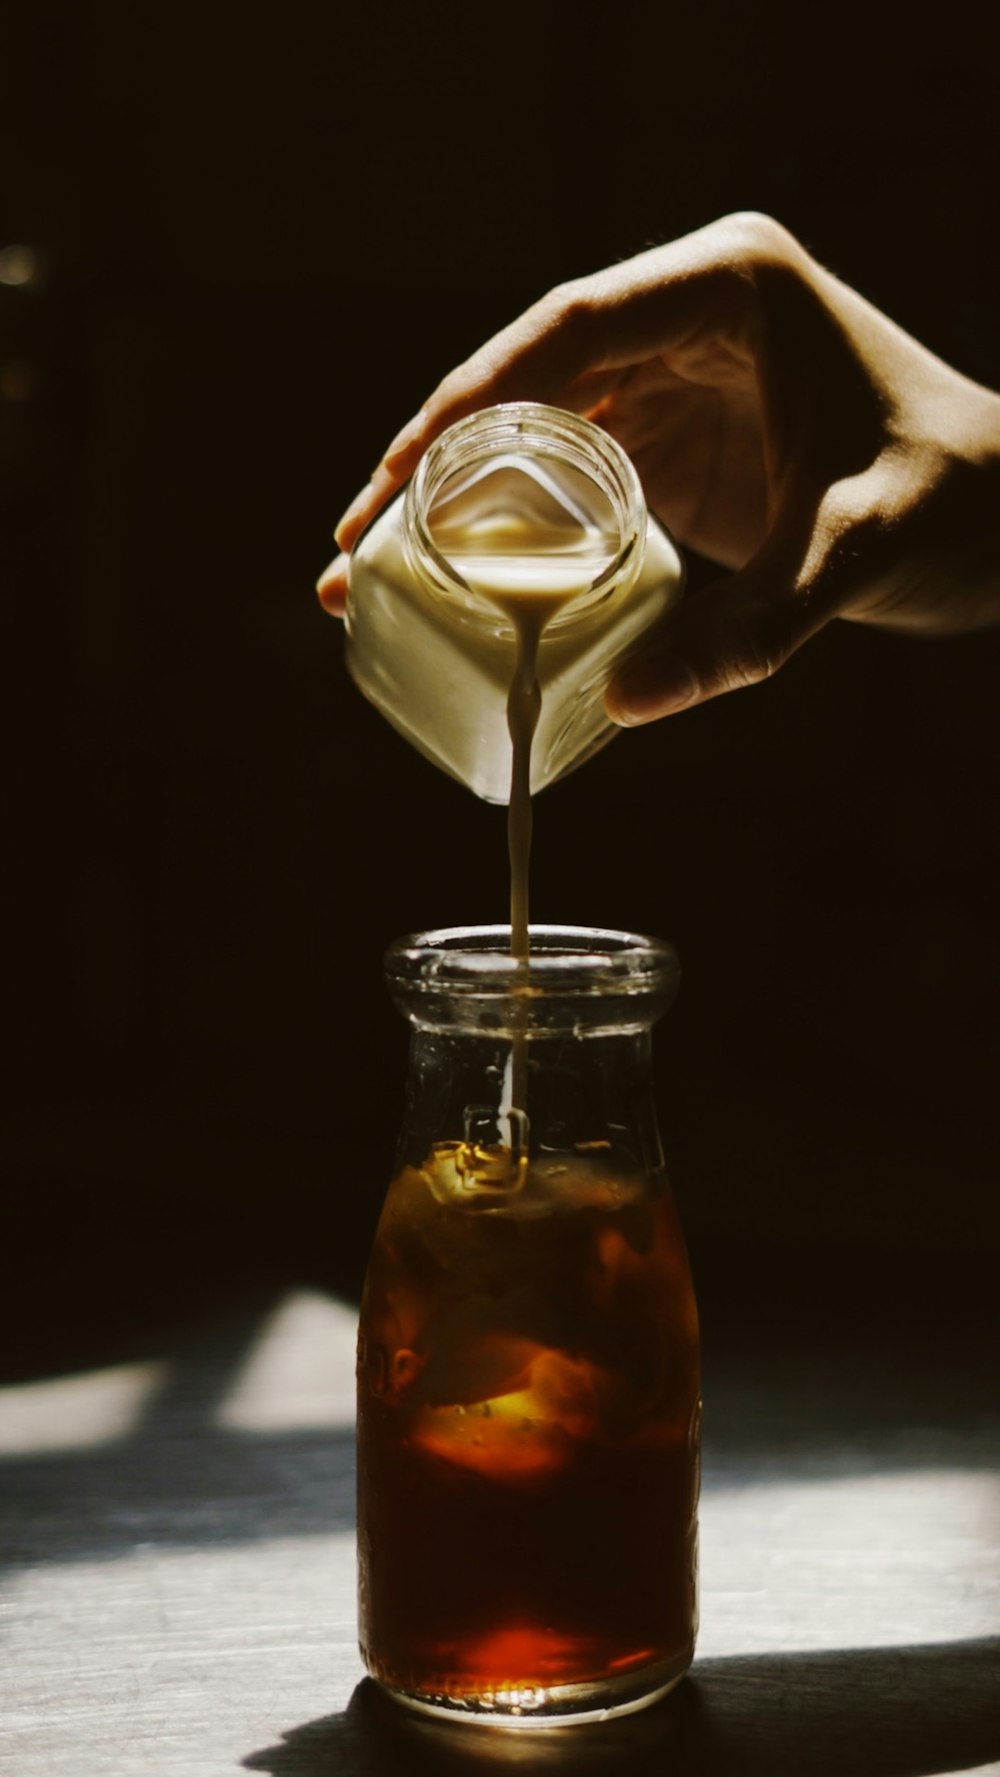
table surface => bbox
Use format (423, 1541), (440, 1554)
(2, 1279), (998, 1777)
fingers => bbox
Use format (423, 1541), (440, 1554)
(320, 356), (623, 605)
(605, 505), (845, 725)
(329, 215), (803, 561)
(321, 214), (812, 622)
(605, 575), (821, 724)
(316, 551), (349, 616)
(332, 461), (403, 556)
(330, 301), (605, 554)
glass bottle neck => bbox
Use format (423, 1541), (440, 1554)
(397, 1023), (664, 1187)
(386, 928), (678, 1194)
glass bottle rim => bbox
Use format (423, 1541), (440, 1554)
(385, 924), (679, 1006)
(402, 403), (647, 629)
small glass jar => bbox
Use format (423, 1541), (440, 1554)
(356, 926), (700, 1727)
(345, 404), (684, 803)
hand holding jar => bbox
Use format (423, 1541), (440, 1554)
(319, 212), (1000, 721)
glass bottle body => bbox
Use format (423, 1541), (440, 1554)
(344, 404), (684, 804)
(356, 928), (700, 1726)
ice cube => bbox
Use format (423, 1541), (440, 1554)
(410, 1345), (605, 1483)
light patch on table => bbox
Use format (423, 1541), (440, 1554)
(698, 1467), (1000, 1657)
(0, 1359), (168, 1457)
(0, 1533), (363, 1775)
(216, 1289), (358, 1432)
(1, 1470), (997, 1772)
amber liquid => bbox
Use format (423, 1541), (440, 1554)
(356, 1150), (700, 1707)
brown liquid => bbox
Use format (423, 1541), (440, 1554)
(356, 1151), (700, 1705)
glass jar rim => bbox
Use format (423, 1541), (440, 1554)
(402, 403), (647, 625)
(385, 924), (679, 1000)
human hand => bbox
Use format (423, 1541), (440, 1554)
(318, 213), (1000, 723)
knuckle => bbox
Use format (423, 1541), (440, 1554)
(703, 598), (791, 692)
(712, 210), (798, 271)
(536, 276), (600, 336)
(811, 487), (901, 584)
(736, 589), (806, 684)
(726, 631), (784, 689)
(525, 277), (607, 376)
(696, 216), (809, 334)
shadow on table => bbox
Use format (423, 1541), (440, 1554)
(2, 1268), (998, 1579)
(2, 1245), (998, 1583)
(244, 1637), (1000, 1777)
(0, 1289), (361, 1571)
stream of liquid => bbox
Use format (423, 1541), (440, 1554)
(429, 472), (619, 1108)
(431, 540), (616, 952)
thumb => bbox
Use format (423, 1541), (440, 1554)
(605, 540), (837, 726)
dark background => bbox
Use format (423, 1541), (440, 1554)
(2, 4), (998, 1370)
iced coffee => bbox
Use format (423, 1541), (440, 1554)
(357, 1129), (700, 1721)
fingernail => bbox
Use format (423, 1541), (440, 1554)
(607, 658), (700, 726)
(384, 408), (428, 466)
(315, 551), (349, 594)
